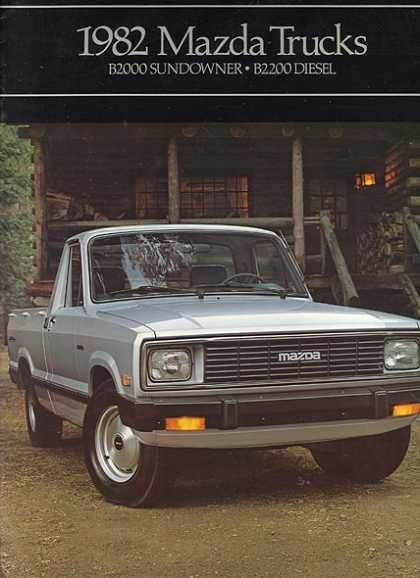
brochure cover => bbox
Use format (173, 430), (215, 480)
(1, 2), (420, 578)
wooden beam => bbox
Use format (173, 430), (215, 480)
(168, 136), (180, 223)
(408, 196), (420, 208)
(48, 216), (298, 231)
(48, 219), (169, 231)
(320, 211), (359, 306)
(180, 217), (293, 227)
(320, 226), (327, 275)
(406, 176), (420, 189)
(292, 138), (305, 270)
(352, 273), (420, 290)
(400, 274), (420, 317)
(403, 207), (420, 254)
(408, 158), (420, 169)
(32, 137), (47, 280)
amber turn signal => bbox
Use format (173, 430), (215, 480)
(392, 403), (420, 417)
(165, 417), (206, 431)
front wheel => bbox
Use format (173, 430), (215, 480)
(311, 426), (411, 483)
(83, 383), (166, 507)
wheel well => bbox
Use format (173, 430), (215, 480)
(17, 358), (31, 388)
(90, 366), (115, 394)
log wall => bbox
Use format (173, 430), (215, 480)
(385, 138), (420, 211)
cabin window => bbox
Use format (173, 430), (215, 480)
(180, 175), (249, 219)
(355, 172), (377, 189)
(135, 176), (169, 219)
(135, 174), (249, 220)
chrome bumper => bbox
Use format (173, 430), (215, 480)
(135, 414), (416, 449)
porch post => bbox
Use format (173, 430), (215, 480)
(292, 138), (305, 271)
(31, 127), (47, 280)
(168, 136), (180, 223)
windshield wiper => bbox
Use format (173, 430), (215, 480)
(106, 286), (197, 297)
(193, 283), (288, 299)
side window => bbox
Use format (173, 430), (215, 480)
(66, 245), (83, 307)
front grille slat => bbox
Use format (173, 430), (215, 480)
(204, 334), (386, 385)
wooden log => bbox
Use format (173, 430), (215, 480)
(48, 218), (169, 231)
(168, 136), (180, 223)
(305, 254), (322, 264)
(408, 196), (420, 208)
(385, 155), (407, 174)
(408, 158), (420, 169)
(406, 176), (420, 189)
(27, 280), (55, 297)
(403, 207), (420, 253)
(385, 146), (406, 166)
(180, 217), (293, 227)
(352, 273), (420, 290)
(320, 226), (327, 275)
(305, 275), (331, 289)
(292, 138), (305, 271)
(32, 137), (47, 280)
(320, 211), (359, 306)
(48, 216), (298, 232)
(399, 274), (420, 316)
(304, 216), (321, 225)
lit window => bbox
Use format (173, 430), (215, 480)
(355, 173), (376, 189)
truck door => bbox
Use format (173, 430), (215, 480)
(44, 243), (83, 391)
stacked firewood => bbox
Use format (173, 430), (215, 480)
(46, 191), (108, 221)
(356, 213), (404, 274)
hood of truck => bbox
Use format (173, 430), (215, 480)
(98, 294), (419, 338)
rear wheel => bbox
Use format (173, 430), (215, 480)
(311, 426), (411, 483)
(84, 382), (167, 507)
(25, 386), (63, 447)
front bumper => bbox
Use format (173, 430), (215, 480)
(118, 378), (420, 448)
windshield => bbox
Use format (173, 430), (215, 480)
(89, 230), (307, 302)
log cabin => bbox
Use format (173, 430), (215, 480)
(19, 122), (420, 316)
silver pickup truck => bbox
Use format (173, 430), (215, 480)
(8, 224), (420, 507)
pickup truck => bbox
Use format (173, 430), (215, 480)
(7, 224), (420, 507)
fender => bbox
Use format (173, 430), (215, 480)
(17, 346), (36, 378)
(89, 351), (127, 397)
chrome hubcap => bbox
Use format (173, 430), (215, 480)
(27, 392), (36, 431)
(94, 405), (140, 483)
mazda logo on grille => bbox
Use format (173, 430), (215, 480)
(278, 351), (321, 362)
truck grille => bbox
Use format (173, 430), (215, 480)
(204, 334), (385, 385)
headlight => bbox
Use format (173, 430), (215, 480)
(148, 349), (192, 382)
(384, 340), (419, 370)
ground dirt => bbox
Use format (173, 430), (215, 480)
(0, 349), (419, 578)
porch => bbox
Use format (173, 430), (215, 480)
(21, 122), (420, 315)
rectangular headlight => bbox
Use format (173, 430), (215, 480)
(148, 349), (192, 382)
(385, 340), (419, 370)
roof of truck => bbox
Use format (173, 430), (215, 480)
(67, 223), (278, 244)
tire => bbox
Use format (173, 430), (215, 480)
(83, 382), (166, 507)
(311, 426), (411, 483)
(25, 385), (63, 447)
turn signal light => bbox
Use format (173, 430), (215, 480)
(165, 417), (206, 431)
(392, 403), (420, 417)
